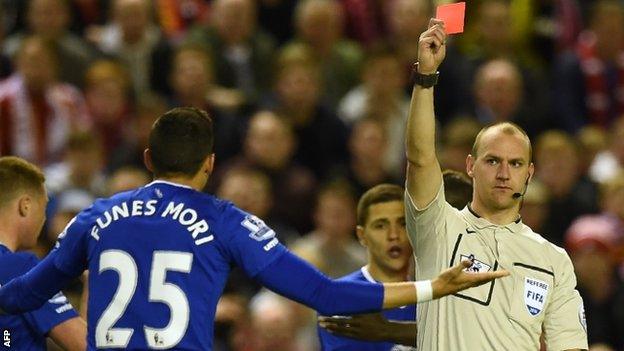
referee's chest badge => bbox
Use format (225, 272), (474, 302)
(524, 277), (549, 316)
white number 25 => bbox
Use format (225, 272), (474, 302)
(95, 250), (193, 349)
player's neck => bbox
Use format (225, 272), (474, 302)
(0, 225), (19, 252)
(155, 175), (206, 192)
(469, 200), (520, 226)
(366, 263), (408, 283)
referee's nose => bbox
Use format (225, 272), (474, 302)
(496, 161), (511, 181)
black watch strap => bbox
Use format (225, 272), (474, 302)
(410, 63), (439, 88)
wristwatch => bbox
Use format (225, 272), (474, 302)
(410, 63), (439, 88)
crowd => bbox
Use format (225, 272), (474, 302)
(0, 0), (623, 350)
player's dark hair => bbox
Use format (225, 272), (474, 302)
(442, 170), (473, 210)
(149, 107), (214, 177)
(0, 156), (46, 208)
(357, 184), (403, 226)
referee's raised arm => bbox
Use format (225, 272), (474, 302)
(406, 19), (447, 208)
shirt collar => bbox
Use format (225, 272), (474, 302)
(461, 204), (524, 234)
(360, 266), (377, 283)
(146, 180), (193, 190)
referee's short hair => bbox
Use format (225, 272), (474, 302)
(357, 184), (404, 226)
(0, 157), (45, 208)
(149, 107), (214, 178)
(471, 122), (532, 161)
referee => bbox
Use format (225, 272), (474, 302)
(405, 19), (588, 350)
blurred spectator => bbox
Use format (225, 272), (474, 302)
(511, 0), (582, 66)
(3, 0), (99, 87)
(84, 59), (132, 160)
(455, 0), (550, 127)
(155, 0), (209, 43)
(472, 58), (550, 138)
(0, 3), (13, 79)
(339, 0), (395, 46)
(285, 0), (363, 109)
(291, 180), (365, 278)
(554, 0), (624, 132)
(269, 47), (349, 178)
(217, 165), (300, 245)
(107, 93), (168, 172)
(535, 130), (599, 245)
(45, 131), (106, 197)
(590, 116), (624, 183)
(388, 0), (429, 61)
(439, 116), (482, 172)
(0, 36), (91, 166)
(185, 0), (275, 106)
(169, 45), (245, 162)
(90, 0), (172, 96)
(338, 44), (408, 176)
(566, 214), (624, 350)
(258, 0), (298, 45)
(249, 291), (306, 351)
(216, 111), (317, 234)
(214, 293), (252, 351)
(519, 178), (550, 234)
(577, 125), (608, 176)
(106, 165), (149, 196)
(342, 118), (398, 198)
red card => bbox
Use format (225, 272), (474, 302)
(436, 2), (466, 34)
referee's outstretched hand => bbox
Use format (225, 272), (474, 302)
(431, 260), (510, 299)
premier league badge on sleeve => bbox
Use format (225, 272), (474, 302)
(524, 277), (549, 316)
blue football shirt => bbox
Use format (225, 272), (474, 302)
(50, 180), (287, 350)
(0, 244), (79, 351)
(318, 267), (417, 351)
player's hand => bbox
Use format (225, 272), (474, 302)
(418, 18), (447, 74)
(431, 260), (510, 299)
(318, 313), (388, 341)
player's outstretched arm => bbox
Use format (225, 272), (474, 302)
(255, 251), (508, 315)
(0, 251), (77, 314)
(406, 18), (447, 208)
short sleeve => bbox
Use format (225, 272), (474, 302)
(218, 204), (287, 277)
(543, 253), (589, 350)
(404, 183), (452, 259)
(51, 212), (90, 277)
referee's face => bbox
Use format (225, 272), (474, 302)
(469, 131), (533, 211)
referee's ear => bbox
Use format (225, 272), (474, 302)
(356, 225), (367, 247)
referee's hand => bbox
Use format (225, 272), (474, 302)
(431, 260), (509, 299)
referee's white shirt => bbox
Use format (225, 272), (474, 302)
(406, 184), (588, 351)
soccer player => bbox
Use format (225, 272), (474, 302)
(318, 184), (416, 350)
(0, 156), (86, 351)
(0, 107), (507, 350)
(404, 19), (588, 350)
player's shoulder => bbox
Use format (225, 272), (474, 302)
(337, 268), (368, 283)
(0, 249), (40, 280)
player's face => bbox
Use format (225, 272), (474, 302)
(468, 131), (533, 211)
(361, 201), (411, 276)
